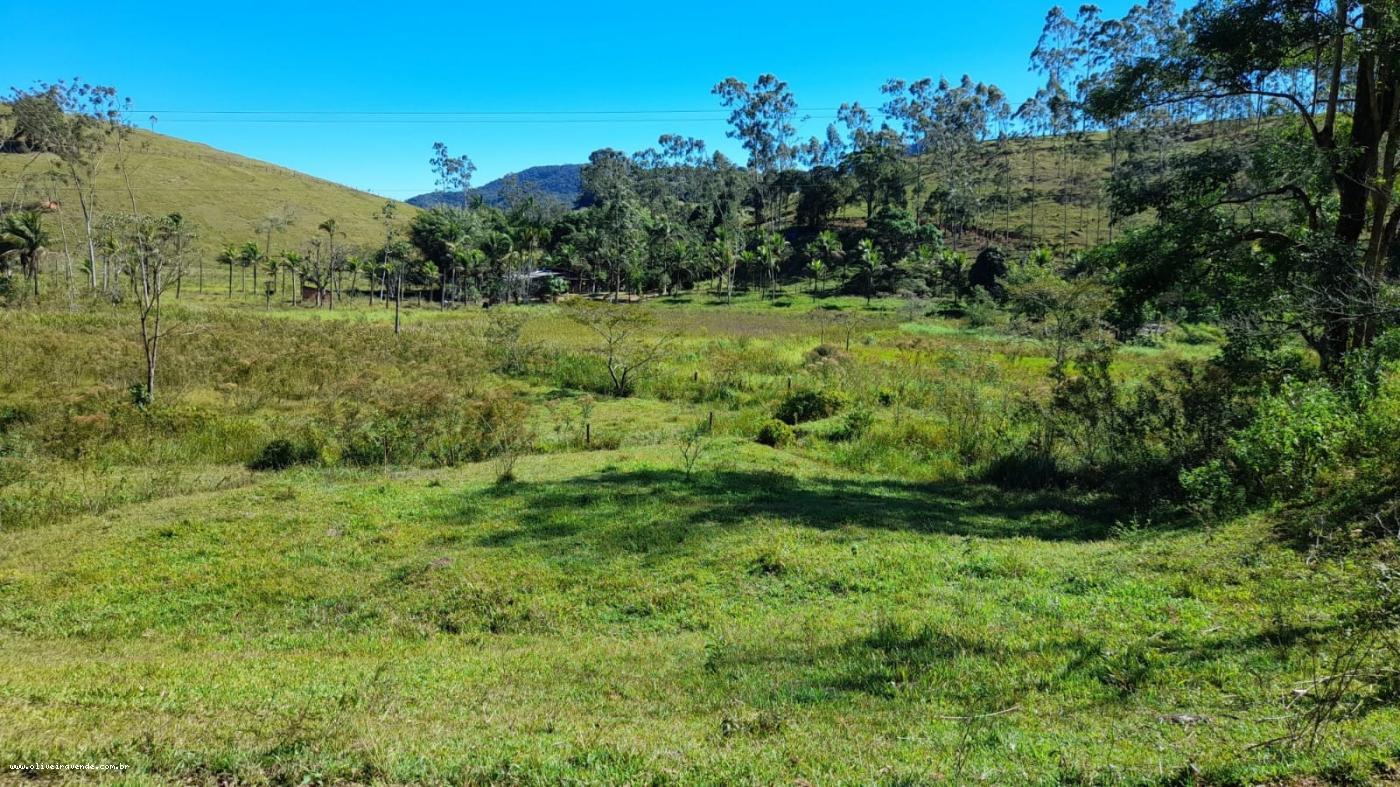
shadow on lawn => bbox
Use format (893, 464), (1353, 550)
(454, 466), (1148, 552)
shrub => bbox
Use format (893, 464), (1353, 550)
(964, 289), (1005, 329)
(426, 394), (533, 467)
(803, 344), (850, 368)
(1179, 459), (1242, 518)
(339, 411), (419, 467)
(1165, 322), (1225, 346)
(479, 309), (540, 377)
(248, 438), (317, 471)
(981, 448), (1064, 490)
(775, 389), (845, 425)
(1362, 366), (1400, 465)
(756, 419), (794, 448)
(1228, 380), (1356, 499)
(832, 407), (873, 442)
(548, 351), (613, 395)
(0, 404), (32, 435)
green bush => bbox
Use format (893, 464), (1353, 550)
(248, 438), (318, 471)
(1228, 380), (1356, 499)
(0, 404), (32, 435)
(756, 420), (794, 448)
(832, 407), (873, 442)
(981, 449), (1065, 490)
(775, 389), (845, 425)
(1179, 459), (1242, 518)
(1362, 366), (1400, 464)
(1165, 322), (1225, 346)
(964, 289), (1005, 329)
(548, 351), (614, 395)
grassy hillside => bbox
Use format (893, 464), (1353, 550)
(0, 128), (415, 261)
(1, 295), (1396, 783)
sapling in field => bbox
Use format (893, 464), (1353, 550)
(126, 214), (185, 401)
(564, 299), (674, 397)
(678, 418), (711, 479)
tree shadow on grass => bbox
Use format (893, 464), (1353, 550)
(454, 466), (1150, 554)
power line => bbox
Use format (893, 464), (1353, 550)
(125, 107), (846, 116)
(151, 118), (740, 125)
(137, 117), (842, 126)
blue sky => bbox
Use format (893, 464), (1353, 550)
(3, 1), (1136, 198)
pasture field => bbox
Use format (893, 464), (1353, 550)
(1, 293), (1396, 784)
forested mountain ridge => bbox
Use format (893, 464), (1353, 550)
(407, 164), (583, 210)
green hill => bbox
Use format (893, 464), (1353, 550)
(0, 127), (416, 261)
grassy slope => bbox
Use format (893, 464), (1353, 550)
(0, 128), (415, 260)
(0, 444), (1394, 784)
(830, 123), (1252, 252)
(0, 295), (1396, 784)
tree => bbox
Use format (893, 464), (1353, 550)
(238, 241), (262, 296)
(216, 244), (239, 298)
(1087, 0), (1400, 367)
(281, 250), (304, 306)
(969, 246), (1009, 300)
(756, 231), (790, 299)
(795, 165), (849, 228)
(881, 75), (1011, 232)
(318, 218), (340, 309)
(255, 207), (294, 296)
(128, 215), (185, 401)
(381, 238), (415, 335)
(865, 206), (941, 264)
(163, 213), (194, 298)
(709, 227), (742, 304)
(1, 210), (50, 300)
(7, 81), (130, 290)
(805, 230), (844, 297)
(1007, 249), (1113, 370)
(842, 127), (912, 220)
(853, 238), (884, 305)
(373, 203), (406, 332)
(563, 300), (674, 397)
(713, 74), (799, 229)
(429, 142), (476, 205)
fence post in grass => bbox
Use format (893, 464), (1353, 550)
(708, 411), (714, 434)
(585, 422), (591, 448)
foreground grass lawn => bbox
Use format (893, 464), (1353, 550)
(1, 442), (1395, 785)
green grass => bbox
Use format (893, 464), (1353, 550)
(2, 444), (1395, 784)
(0, 126), (415, 261)
(1, 295), (1396, 784)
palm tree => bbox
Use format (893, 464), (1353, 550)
(479, 230), (514, 303)
(709, 228), (740, 304)
(214, 245), (239, 297)
(1, 210), (50, 300)
(805, 230), (843, 298)
(281, 251), (304, 306)
(855, 239), (883, 305)
(238, 241), (262, 295)
(758, 232), (790, 299)
(806, 259), (825, 296)
(318, 218), (339, 309)
(261, 254), (281, 308)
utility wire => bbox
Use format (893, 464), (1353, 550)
(124, 107), (846, 115)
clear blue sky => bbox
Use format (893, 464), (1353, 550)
(3, 0), (1136, 198)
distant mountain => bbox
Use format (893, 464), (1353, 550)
(408, 164), (583, 209)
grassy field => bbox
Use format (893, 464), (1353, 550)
(0, 126), (414, 260)
(1, 292), (1396, 784)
